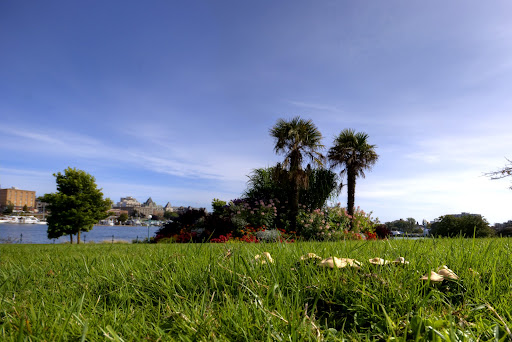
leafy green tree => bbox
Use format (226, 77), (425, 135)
(41, 167), (112, 244)
(269, 117), (325, 230)
(328, 129), (378, 227)
(22, 204), (28, 212)
(118, 213), (129, 224)
(431, 214), (494, 237)
(386, 218), (417, 233)
(2, 201), (14, 214)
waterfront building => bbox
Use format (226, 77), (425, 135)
(116, 196), (141, 208)
(136, 197), (164, 217)
(112, 196), (165, 217)
(0, 187), (36, 211)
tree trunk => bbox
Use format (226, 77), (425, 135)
(70, 234), (73, 244)
(347, 169), (356, 230)
(77, 230), (81, 244)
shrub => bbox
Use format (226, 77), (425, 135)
(326, 204), (378, 234)
(226, 199), (278, 233)
(154, 209), (207, 242)
(297, 209), (340, 241)
(256, 229), (281, 242)
(374, 224), (391, 239)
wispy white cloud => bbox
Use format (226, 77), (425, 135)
(0, 123), (267, 199)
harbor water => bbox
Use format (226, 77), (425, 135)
(0, 223), (161, 244)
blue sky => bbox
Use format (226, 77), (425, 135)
(1, 1), (511, 224)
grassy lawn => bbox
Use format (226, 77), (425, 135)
(1, 238), (511, 341)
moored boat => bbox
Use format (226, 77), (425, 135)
(0, 216), (46, 224)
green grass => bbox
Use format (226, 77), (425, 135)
(1, 238), (512, 341)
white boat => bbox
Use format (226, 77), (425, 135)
(22, 216), (47, 224)
(0, 216), (20, 223)
(99, 219), (115, 226)
(0, 216), (46, 224)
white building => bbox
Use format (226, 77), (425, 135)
(116, 196), (141, 208)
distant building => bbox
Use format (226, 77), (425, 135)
(135, 197), (164, 217)
(115, 196), (141, 208)
(35, 199), (49, 214)
(494, 220), (512, 229)
(0, 187), (36, 211)
(451, 212), (481, 218)
(107, 208), (129, 217)
(112, 196), (141, 216)
(111, 196), (200, 218)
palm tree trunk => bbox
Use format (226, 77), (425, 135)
(347, 169), (356, 230)
(77, 230), (81, 244)
(70, 234), (73, 244)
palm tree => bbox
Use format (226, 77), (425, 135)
(328, 129), (378, 226)
(270, 117), (324, 230)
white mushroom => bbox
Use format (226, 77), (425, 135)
(437, 265), (459, 280)
(369, 257), (390, 265)
(319, 257), (361, 269)
(420, 270), (444, 283)
(392, 257), (410, 265)
(300, 253), (322, 261)
(254, 252), (274, 264)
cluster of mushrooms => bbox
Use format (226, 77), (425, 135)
(253, 252), (459, 283)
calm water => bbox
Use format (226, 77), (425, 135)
(0, 223), (161, 244)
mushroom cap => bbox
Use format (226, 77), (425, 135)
(437, 265), (458, 280)
(254, 252), (274, 264)
(392, 257), (410, 265)
(300, 253), (322, 261)
(420, 270), (444, 282)
(369, 257), (390, 265)
(319, 257), (361, 269)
